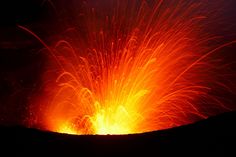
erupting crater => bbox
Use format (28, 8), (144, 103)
(23, 0), (236, 135)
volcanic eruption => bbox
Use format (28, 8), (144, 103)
(21, 0), (236, 135)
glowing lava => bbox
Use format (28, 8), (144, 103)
(25, 0), (236, 135)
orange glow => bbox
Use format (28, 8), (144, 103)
(24, 0), (235, 135)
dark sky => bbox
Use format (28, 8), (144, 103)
(0, 0), (236, 127)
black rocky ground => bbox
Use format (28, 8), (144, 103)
(0, 111), (235, 156)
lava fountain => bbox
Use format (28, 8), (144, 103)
(24, 0), (236, 135)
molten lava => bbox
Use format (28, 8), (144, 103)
(25, 0), (236, 135)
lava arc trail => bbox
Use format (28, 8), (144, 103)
(23, 0), (236, 135)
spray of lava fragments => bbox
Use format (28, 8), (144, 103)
(25, 0), (236, 135)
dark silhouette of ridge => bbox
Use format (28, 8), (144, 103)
(0, 111), (235, 156)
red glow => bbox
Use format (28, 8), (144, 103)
(24, 0), (236, 135)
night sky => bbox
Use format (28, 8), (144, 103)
(0, 0), (236, 127)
